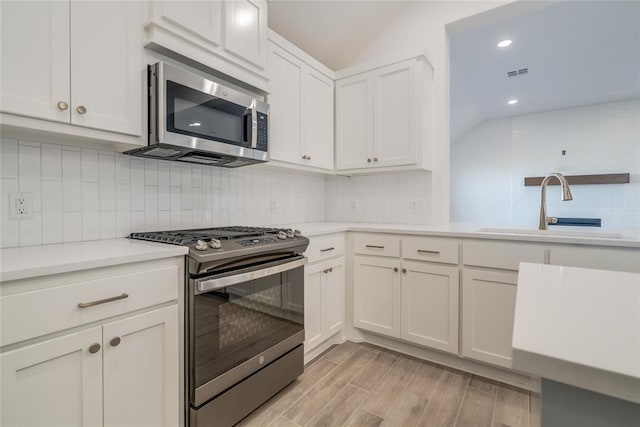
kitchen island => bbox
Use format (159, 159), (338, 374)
(513, 263), (640, 426)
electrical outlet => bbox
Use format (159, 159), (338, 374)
(9, 192), (33, 220)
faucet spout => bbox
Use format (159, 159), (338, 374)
(538, 172), (573, 230)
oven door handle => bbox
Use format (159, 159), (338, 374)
(194, 257), (307, 294)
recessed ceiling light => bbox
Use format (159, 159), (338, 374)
(508, 99), (519, 105)
(497, 39), (512, 48)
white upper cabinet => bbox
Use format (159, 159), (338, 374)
(336, 55), (432, 174)
(146, 0), (269, 92)
(224, 0), (267, 68)
(267, 31), (334, 172)
(0, 0), (144, 146)
(159, 0), (222, 47)
(0, 1), (70, 124)
(70, 1), (143, 136)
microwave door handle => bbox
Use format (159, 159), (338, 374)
(250, 105), (258, 148)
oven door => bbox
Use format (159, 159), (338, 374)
(188, 256), (305, 407)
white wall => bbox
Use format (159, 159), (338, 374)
(325, 172), (432, 224)
(451, 98), (640, 229)
(0, 138), (325, 248)
(352, 0), (510, 223)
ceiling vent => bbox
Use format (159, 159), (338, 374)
(507, 68), (529, 78)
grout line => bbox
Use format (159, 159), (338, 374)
(490, 384), (500, 427)
(415, 366), (447, 426)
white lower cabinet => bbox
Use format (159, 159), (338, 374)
(1, 306), (179, 427)
(1, 327), (103, 427)
(401, 262), (459, 354)
(304, 257), (345, 353)
(461, 269), (518, 368)
(353, 255), (401, 337)
(0, 258), (182, 427)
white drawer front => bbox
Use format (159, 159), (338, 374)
(463, 240), (545, 271)
(305, 234), (345, 264)
(549, 245), (640, 273)
(1, 265), (179, 346)
(353, 234), (400, 258)
(402, 236), (459, 264)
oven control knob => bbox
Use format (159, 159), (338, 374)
(294, 229), (302, 238)
(277, 231), (287, 240)
(194, 240), (208, 251)
(286, 229), (294, 239)
(209, 239), (222, 249)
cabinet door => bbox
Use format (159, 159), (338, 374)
(0, 327), (103, 427)
(70, 0), (143, 135)
(0, 0), (70, 123)
(303, 68), (334, 170)
(159, 0), (222, 47)
(103, 305), (179, 427)
(401, 262), (459, 354)
(304, 263), (324, 352)
(462, 269), (518, 368)
(373, 59), (417, 167)
(267, 43), (302, 165)
(324, 257), (345, 337)
(223, 0), (267, 69)
(336, 73), (373, 170)
(353, 256), (401, 337)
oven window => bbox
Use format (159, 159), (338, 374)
(192, 267), (304, 389)
(166, 81), (250, 146)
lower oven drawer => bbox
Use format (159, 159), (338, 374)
(190, 345), (303, 427)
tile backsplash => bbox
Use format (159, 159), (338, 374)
(0, 138), (326, 248)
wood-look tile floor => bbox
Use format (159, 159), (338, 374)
(238, 341), (532, 427)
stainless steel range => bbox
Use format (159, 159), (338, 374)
(129, 226), (308, 427)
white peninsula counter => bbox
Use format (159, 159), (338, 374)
(513, 262), (640, 426)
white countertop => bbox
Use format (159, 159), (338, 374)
(288, 221), (640, 248)
(513, 262), (640, 403)
(0, 239), (188, 282)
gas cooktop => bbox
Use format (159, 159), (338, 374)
(129, 226), (307, 263)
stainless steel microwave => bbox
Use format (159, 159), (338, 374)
(125, 62), (269, 167)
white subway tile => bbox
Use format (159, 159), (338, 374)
(116, 209), (131, 238)
(182, 210), (193, 228)
(99, 211), (116, 239)
(131, 211), (145, 232)
(158, 161), (171, 210)
(145, 159), (158, 185)
(42, 180), (63, 244)
(81, 182), (99, 240)
(130, 158), (145, 211)
(41, 143), (62, 180)
(81, 148), (99, 182)
(20, 212), (42, 246)
(63, 148), (82, 212)
(192, 165), (202, 188)
(18, 142), (42, 212)
(99, 152), (116, 211)
(182, 166), (192, 209)
(63, 212), (82, 243)
(170, 163), (181, 187)
(115, 153), (130, 184)
(0, 178), (19, 247)
(158, 211), (171, 230)
(1, 138), (18, 178)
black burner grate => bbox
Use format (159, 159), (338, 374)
(128, 226), (286, 245)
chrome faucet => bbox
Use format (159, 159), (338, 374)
(539, 172), (573, 230)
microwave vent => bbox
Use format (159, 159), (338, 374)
(144, 147), (183, 157)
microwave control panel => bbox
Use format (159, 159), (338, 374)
(257, 112), (268, 151)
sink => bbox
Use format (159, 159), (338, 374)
(477, 227), (623, 239)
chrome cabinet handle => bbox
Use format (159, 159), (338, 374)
(88, 343), (101, 354)
(417, 249), (440, 255)
(307, 155), (311, 160)
(367, 158), (372, 163)
(373, 157), (378, 162)
(76, 105), (87, 114)
(320, 247), (335, 252)
(110, 337), (121, 347)
(323, 268), (328, 274)
(394, 267), (399, 272)
(302, 155), (308, 160)
(365, 244), (384, 249)
(57, 101), (68, 111)
(402, 268), (407, 274)
(78, 293), (129, 308)
(328, 267), (333, 273)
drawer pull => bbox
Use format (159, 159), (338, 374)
(78, 293), (129, 308)
(320, 247), (335, 252)
(366, 245), (385, 249)
(417, 249), (441, 255)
